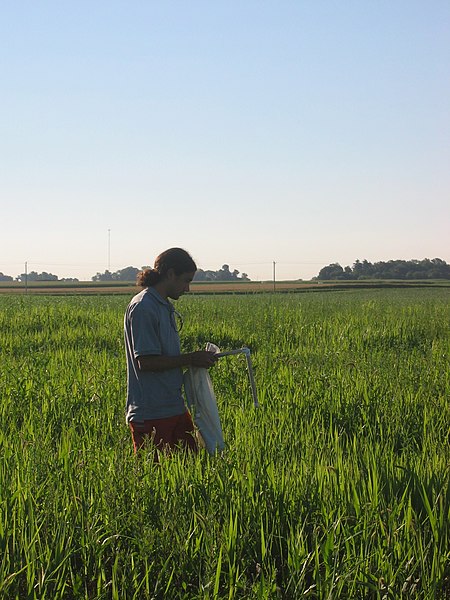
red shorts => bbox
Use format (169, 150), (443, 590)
(129, 411), (197, 455)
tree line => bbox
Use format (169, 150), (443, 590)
(91, 264), (250, 282)
(0, 264), (250, 283)
(316, 258), (449, 280)
(2, 258), (448, 283)
(0, 271), (79, 283)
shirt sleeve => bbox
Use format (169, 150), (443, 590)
(130, 302), (162, 358)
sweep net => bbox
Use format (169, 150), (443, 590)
(184, 366), (225, 455)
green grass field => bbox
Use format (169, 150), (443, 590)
(0, 289), (449, 599)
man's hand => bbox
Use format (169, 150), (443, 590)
(188, 350), (218, 368)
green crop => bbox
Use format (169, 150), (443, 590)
(0, 289), (449, 599)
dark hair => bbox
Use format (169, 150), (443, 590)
(137, 248), (197, 287)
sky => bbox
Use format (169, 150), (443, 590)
(1, 1), (449, 281)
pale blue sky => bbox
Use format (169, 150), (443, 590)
(1, 1), (449, 280)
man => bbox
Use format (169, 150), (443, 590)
(124, 247), (217, 455)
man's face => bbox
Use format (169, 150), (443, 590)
(167, 271), (195, 300)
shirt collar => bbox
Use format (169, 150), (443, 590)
(146, 286), (174, 311)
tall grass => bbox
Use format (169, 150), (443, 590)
(0, 289), (449, 598)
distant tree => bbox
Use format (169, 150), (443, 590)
(352, 259), (374, 279)
(0, 272), (13, 282)
(17, 271), (58, 282)
(92, 264), (253, 283)
(193, 269), (217, 281)
(343, 266), (353, 279)
(317, 258), (450, 280)
(91, 266), (142, 282)
(92, 270), (113, 282)
(193, 265), (251, 282)
(60, 278), (79, 283)
(218, 264), (232, 281)
(317, 263), (345, 280)
(428, 258), (450, 279)
(112, 266), (140, 281)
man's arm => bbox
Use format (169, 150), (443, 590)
(137, 351), (218, 372)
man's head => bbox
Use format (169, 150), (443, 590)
(137, 248), (197, 299)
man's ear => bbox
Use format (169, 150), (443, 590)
(166, 267), (176, 281)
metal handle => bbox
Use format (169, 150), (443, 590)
(213, 346), (259, 407)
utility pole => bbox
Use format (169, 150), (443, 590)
(108, 229), (111, 272)
(273, 261), (276, 292)
(25, 261), (28, 295)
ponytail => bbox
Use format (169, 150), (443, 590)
(136, 268), (161, 287)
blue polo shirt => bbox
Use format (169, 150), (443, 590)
(124, 287), (185, 422)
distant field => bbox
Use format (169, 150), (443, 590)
(0, 279), (448, 295)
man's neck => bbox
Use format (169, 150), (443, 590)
(152, 281), (169, 301)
